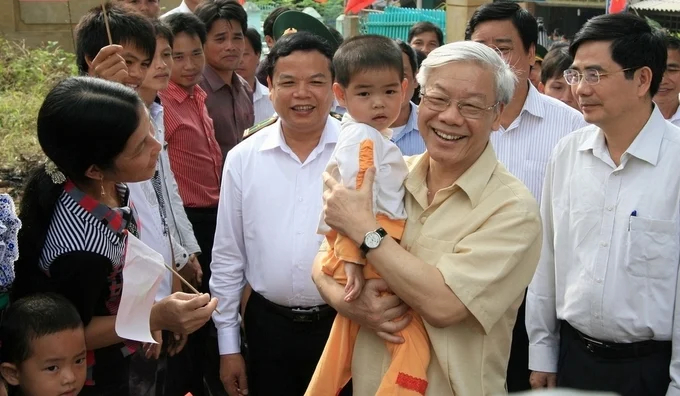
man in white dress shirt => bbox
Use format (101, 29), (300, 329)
(162, 0), (198, 17)
(237, 28), (275, 124)
(465, 3), (586, 391)
(210, 32), (349, 396)
(527, 13), (680, 396)
(654, 35), (680, 127)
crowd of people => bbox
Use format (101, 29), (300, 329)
(1, 0), (680, 396)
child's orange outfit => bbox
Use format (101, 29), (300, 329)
(306, 114), (431, 396)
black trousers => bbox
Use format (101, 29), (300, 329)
(243, 291), (352, 396)
(506, 293), (531, 392)
(180, 206), (224, 396)
(557, 322), (671, 396)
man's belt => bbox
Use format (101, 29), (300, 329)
(565, 321), (671, 359)
(250, 291), (336, 323)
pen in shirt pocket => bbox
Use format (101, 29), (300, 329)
(628, 210), (637, 231)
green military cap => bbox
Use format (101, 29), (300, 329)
(535, 44), (548, 63)
(273, 10), (340, 49)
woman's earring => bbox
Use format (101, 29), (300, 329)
(100, 178), (106, 198)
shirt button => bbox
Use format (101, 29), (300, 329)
(420, 216), (427, 224)
(601, 242), (608, 247)
(596, 278), (603, 283)
(594, 313), (600, 318)
(298, 197), (303, 202)
(607, 206), (613, 211)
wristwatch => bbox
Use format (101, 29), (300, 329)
(360, 228), (388, 257)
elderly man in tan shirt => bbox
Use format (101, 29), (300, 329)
(313, 41), (542, 395)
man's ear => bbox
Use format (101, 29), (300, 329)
(538, 81), (545, 94)
(0, 363), (19, 386)
(401, 78), (409, 102)
(332, 82), (347, 108)
(85, 56), (95, 76)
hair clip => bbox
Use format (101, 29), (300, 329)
(44, 160), (66, 185)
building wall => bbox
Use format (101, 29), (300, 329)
(1, 0), (184, 51)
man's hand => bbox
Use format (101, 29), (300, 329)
(345, 279), (411, 343)
(179, 254), (203, 288)
(529, 371), (557, 389)
(220, 353), (248, 396)
(88, 45), (128, 83)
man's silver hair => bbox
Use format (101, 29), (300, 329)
(416, 41), (517, 105)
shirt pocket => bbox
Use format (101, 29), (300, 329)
(626, 216), (679, 279)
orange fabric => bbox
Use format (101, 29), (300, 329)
(311, 216), (429, 396)
(306, 303), (430, 396)
(356, 139), (374, 190)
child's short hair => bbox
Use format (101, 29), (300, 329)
(152, 18), (174, 48)
(333, 34), (404, 87)
(540, 46), (573, 85)
(75, 2), (156, 75)
(1, 294), (83, 365)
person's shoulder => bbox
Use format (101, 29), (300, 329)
(243, 115), (279, 140)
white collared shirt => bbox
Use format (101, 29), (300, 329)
(490, 83), (587, 201)
(161, 0), (191, 17)
(668, 103), (680, 128)
(527, 106), (680, 396)
(210, 116), (340, 355)
(252, 80), (275, 125)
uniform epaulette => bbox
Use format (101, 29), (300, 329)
(243, 115), (278, 139)
(330, 111), (343, 121)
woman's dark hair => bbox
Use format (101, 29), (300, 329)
(12, 77), (144, 301)
(541, 46), (573, 84)
(194, 0), (248, 36)
(408, 21), (444, 47)
(266, 31), (335, 81)
(1, 293), (83, 365)
(465, 1), (538, 54)
(395, 39), (418, 78)
(570, 13), (666, 97)
(152, 18), (174, 48)
(75, 2), (156, 75)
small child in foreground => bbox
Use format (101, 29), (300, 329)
(307, 35), (431, 396)
(0, 293), (87, 396)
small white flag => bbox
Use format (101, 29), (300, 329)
(115, 233), (165, 343)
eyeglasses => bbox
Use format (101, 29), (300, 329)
(420, 93), (499, 119)
(563, 67), (637, 86)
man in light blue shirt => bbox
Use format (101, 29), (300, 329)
(391, 40), (426, 155)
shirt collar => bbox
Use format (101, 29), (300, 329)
(391, 102), (419, 142)
(578, 105), (665, 166)
(178, 1), (191, 12)
(161, 80), (205, 104)
(63, 180), (137, 237)
(342, 113), (393, 139)
(149, 101), (163, 122)
(203, 65), (227, 92)
(259, 115), (339, 152)
(669, 103), (680, 124)
(405, 143), (498, 208)
(522, 82), (546, 119)
(253, 80), (269, 101)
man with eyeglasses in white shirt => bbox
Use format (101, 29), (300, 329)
(465, 2), (586, 391)
(527, 13), (680, 396)
(654, 35), (680, 127)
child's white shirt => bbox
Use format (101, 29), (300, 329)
(318, 113), (409, 234)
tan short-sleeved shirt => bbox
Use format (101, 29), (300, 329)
(350, 144), (542, 395)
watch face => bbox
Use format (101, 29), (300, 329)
(365, 231), (382, 249)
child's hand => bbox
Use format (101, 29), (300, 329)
(344, 262), (365, 302)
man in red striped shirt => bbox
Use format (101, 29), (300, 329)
(158, 12), (225, 396)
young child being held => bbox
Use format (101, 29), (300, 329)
(307, 35), (431, 396)
(0, 293), (87, 396)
